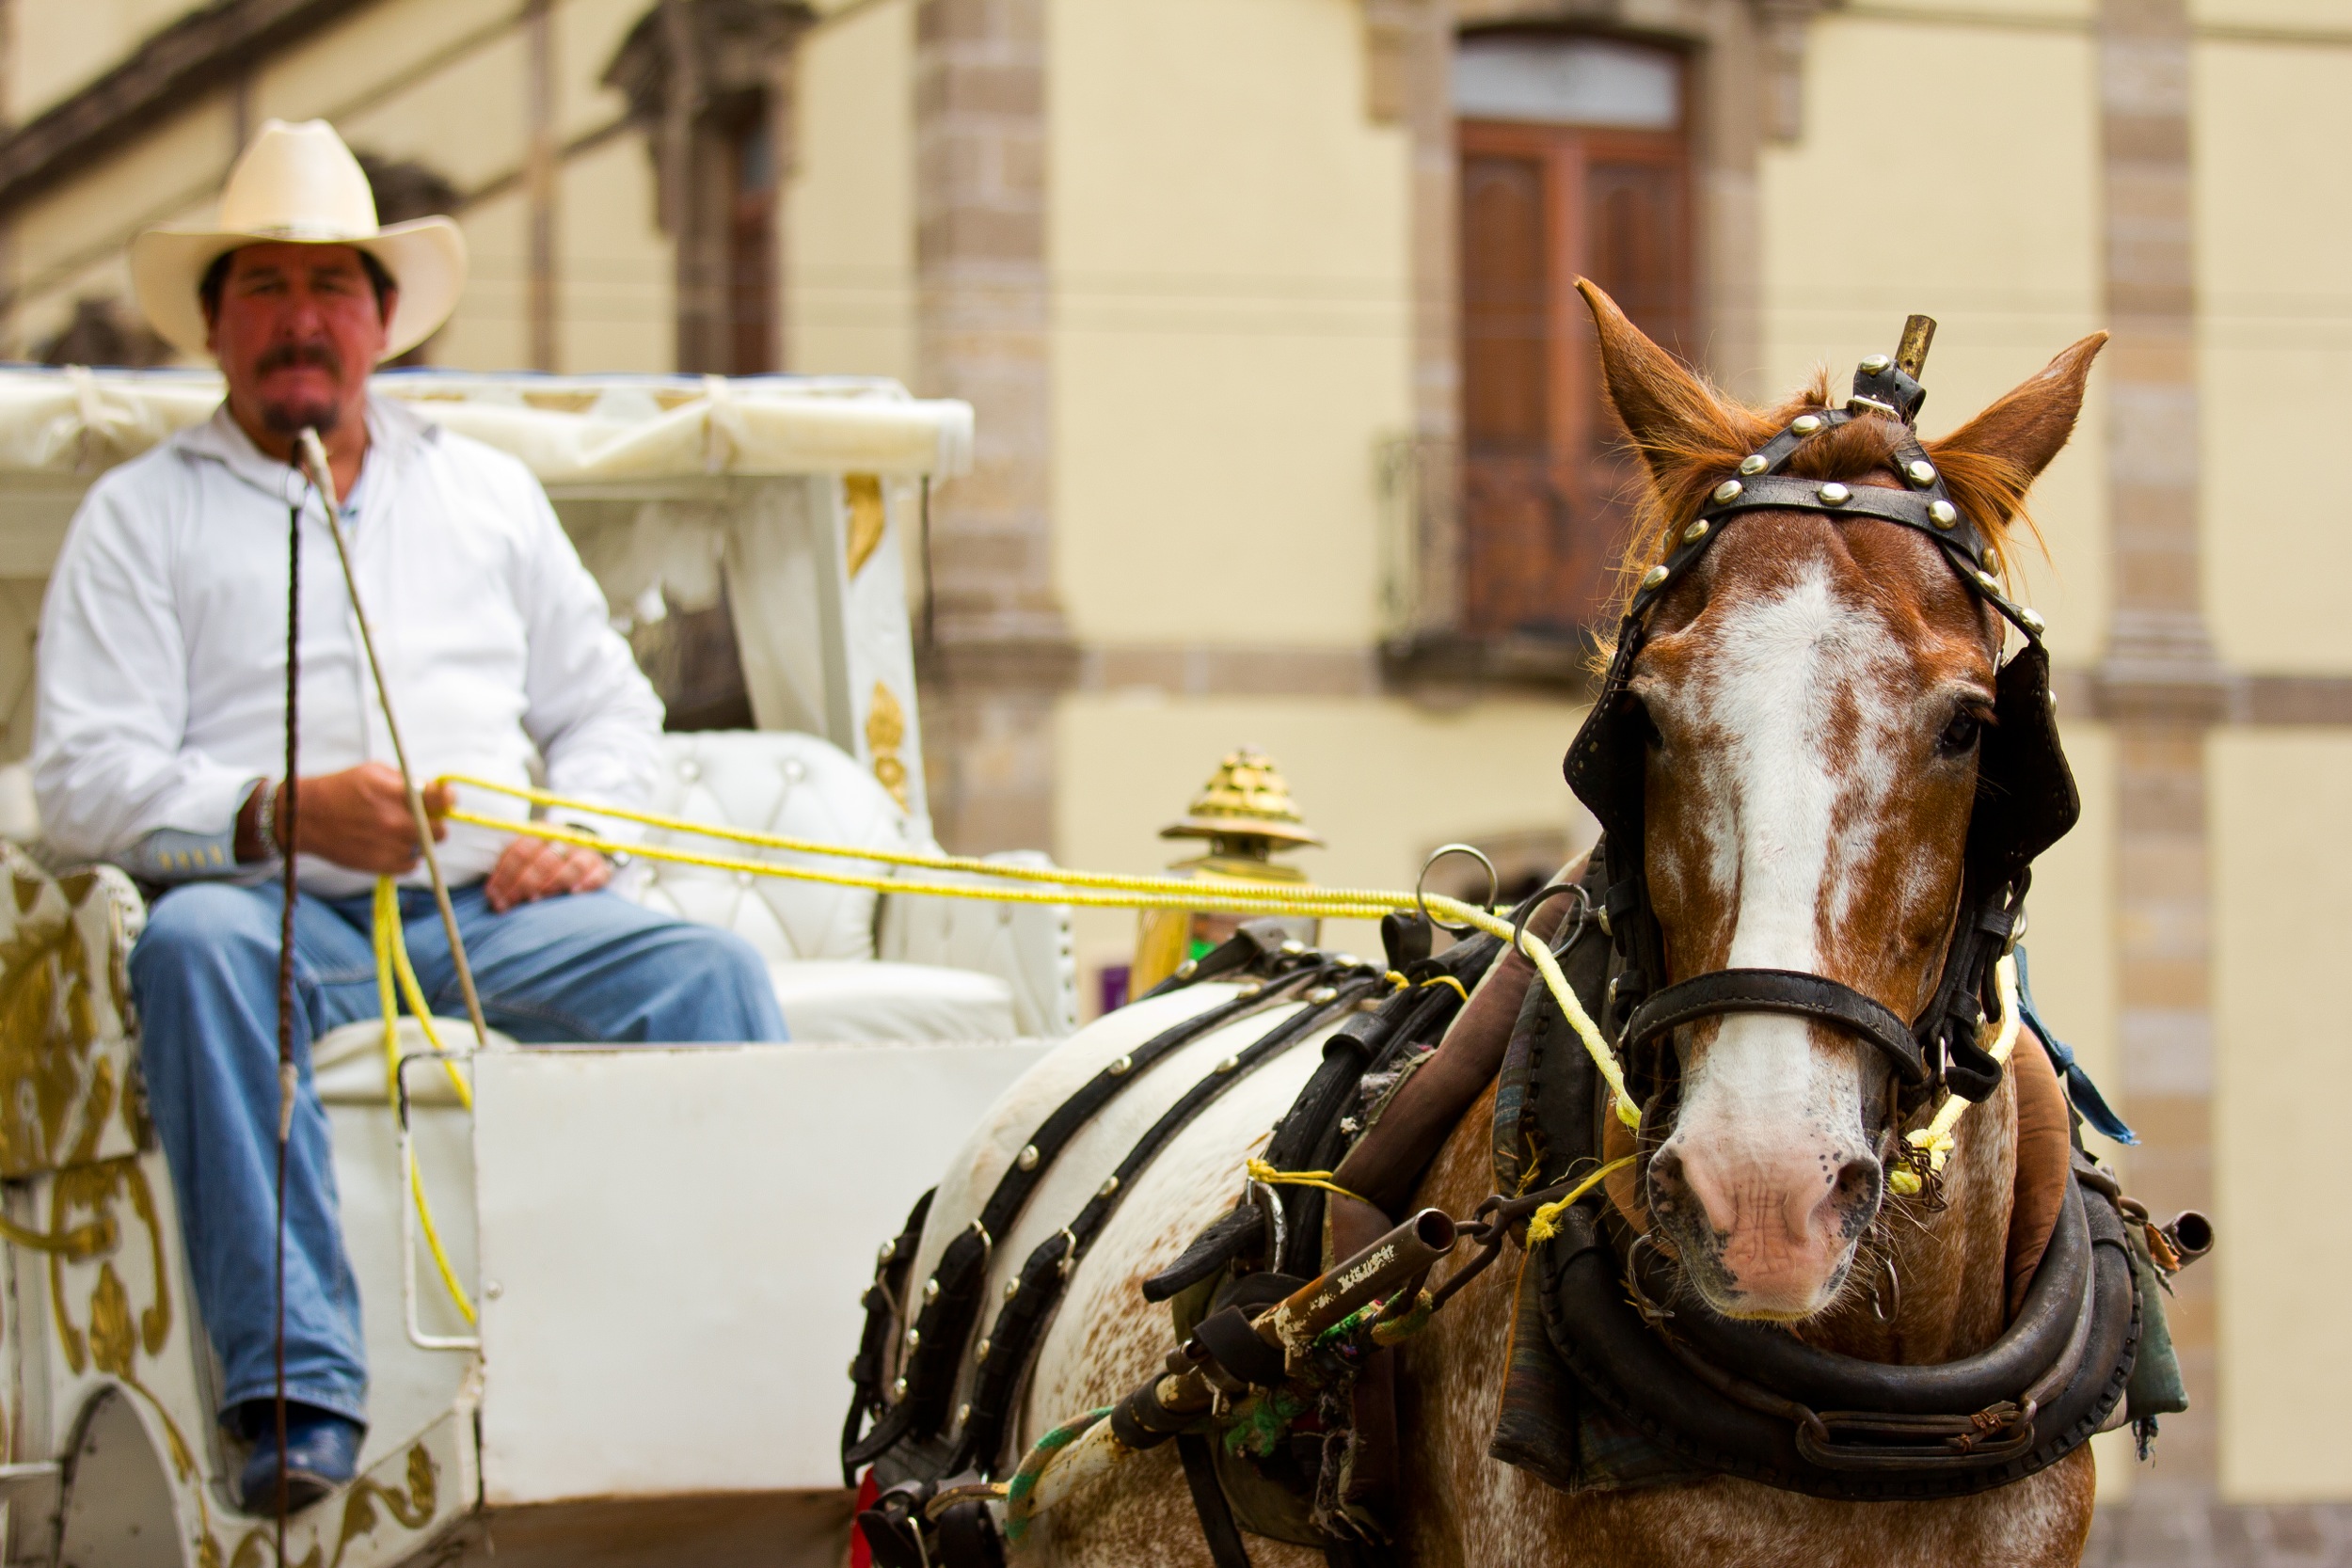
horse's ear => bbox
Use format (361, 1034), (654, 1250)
(1930, 333), (2107, 489)
(1576, 277), (1739, 493)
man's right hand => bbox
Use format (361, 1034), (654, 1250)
(240, 763), (451, 873)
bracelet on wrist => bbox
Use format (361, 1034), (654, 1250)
(255, 779), (281, 855)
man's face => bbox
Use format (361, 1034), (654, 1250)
(205, 242), (393, 439)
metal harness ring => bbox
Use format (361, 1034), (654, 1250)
(1416, 843), (1500, 936)
(1509, 880), (1593, 963)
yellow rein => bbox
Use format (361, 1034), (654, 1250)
(372, 877), (477, 1324)
(433, 774), (1644, 1128)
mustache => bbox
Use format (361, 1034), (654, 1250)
(253, 341), (342, 376)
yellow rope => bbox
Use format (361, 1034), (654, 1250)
(373, 879), (472, 1109)
(440, 773), (1411, 912)
(1245, 1156), (1366, 1204)
(373, 877), (478, 1324)
(442, 807), (1406, 919)
(1888, 953), (2022, 1198)
(1523, 1155), (1639, 1244)
(436, 780), (1639, 1132)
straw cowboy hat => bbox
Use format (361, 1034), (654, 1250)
(131, 119), (467, 361)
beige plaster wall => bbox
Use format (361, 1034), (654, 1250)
(2, 91), (234, 355)
(2191, 0), (2352, 31)
(558, 135), (671, 372)
(5, 0), (211, 122)
(555, 0), (648, 141)
(435, 187), (532, 370)
(302, 24), (531, 201)
(1055, 691), (1596, 1012)
(2209, 731), (2352, 1498)
(252, 0), (523, 142)
(1843, 0), (2091, 20)
(786, 0), (916, 384)
(1047, 0), (1412, 650)
(2195, 38), (2352, 673)
(1758, 13), (2109, 668)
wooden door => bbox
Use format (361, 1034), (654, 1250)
(1459, 119), (1690, 643)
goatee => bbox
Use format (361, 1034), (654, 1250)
(260, 399), (342, 438)
(251, 340), (346, 437)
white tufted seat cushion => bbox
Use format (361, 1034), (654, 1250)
(632, 730), (914, 963)
(628, 731), (1020, 1042)
(763, 960), (1013, 1043)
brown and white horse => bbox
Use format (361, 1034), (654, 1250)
(1013, 290), (2106, 1566)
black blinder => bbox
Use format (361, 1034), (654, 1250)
(1975, 640), (2079, 884)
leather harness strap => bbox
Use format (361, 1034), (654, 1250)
(1625, 969), (1928, 1085)
(845, 949), (1319, 1471)
(949, 970), (1379, 1475)
(1178, 1436), (1256, 1568)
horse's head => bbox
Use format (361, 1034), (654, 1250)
(1576, 284), (2102, 1321)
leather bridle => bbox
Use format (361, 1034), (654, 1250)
(1564, 329), (2081, 1117)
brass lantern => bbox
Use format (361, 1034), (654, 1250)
(1130, 747), (1324, 996)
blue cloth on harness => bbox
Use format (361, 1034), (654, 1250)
(2013, 946), (2137, 1146)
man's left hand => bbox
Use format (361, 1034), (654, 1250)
(485, 835), (611, 912)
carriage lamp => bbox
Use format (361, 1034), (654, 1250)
(1130, 747), (1326, 995)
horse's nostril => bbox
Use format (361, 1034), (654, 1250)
(1832, 1155), (1883, 1211)
(1647, 1145), (1688, 1215)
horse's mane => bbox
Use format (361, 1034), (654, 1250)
(1602, 367), (2047, 634)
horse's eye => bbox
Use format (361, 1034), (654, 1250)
(1937, 710), (1983, 755)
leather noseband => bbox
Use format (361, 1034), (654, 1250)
(1625, 969), (1928, 1087)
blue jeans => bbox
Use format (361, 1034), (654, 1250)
(131, 881), (786, 1429)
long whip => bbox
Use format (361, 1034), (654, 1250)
(273, 489), (300, 1552)
(294, 429), (490, 1047)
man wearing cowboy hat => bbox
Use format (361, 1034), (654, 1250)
(32, 120), (787, 1512)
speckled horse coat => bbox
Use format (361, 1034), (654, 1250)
(992, 290), (2110, 1566)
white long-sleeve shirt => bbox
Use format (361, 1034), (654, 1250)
(33, 396), (663, 898)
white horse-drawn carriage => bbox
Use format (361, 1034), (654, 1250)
(0, 366), (1073, 1566)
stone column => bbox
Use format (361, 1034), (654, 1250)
(2090, 0), (2223, 1540)
(913, 0), (1074, 853)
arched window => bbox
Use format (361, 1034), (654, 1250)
(1456, 33), (1692, 647)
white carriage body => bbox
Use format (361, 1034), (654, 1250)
(0, 368), (1073, 1566)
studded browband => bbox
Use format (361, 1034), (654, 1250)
(1617, 403), (2047, 653)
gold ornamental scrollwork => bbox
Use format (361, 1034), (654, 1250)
(844, 473), (887, 577)
(328, 1445), (438, 1565)
(53, 1155), (212, 1557)
(50, 1153), (168, 1373)
(866, 681), (912, 810)
(215, 1443), (438, 1568)
(0, 848), (141, 1178)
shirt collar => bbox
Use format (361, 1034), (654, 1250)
(176, 393), (437, 510)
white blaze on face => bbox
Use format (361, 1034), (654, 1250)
(1655, 560), (1900, 1316)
